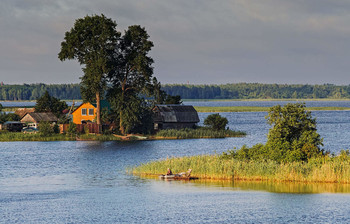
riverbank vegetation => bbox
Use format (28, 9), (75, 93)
(132, 151), (350, 183)
(0, 131), (122, 142)
(154, 128), (245, 139)
(133, 103), (350, 183)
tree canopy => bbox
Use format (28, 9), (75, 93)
(108, 25), (154, 135)
(58, 14), (120, 126)
(265, 103), (323, 162)
(34, 91), (68, 117)
(204, 113), (228, 131)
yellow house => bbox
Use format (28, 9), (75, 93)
(71, 100), (110, 124)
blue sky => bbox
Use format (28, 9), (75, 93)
(1, 0), (350, 85)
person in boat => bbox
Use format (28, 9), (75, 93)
(177, 168), (192, 177)
(166, 168), (173, 175)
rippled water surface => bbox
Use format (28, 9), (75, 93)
(2, 101), (350, 223)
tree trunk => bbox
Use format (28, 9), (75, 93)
(96, 91), (101, 134)
(119, 81), (126, 135)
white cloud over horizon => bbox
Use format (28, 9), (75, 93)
(1, 0), (350, 85)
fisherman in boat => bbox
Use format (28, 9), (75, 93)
(166, 168), (173, 175)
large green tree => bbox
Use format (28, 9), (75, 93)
(108, 25), (154, 135)
(58, 14), (120, 126)
(265, 103), (323, 162)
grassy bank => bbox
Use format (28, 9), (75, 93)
(0, 132), (76, 141)
(153, 128), (245, 139)
(0, 132), (121, 141)
(0, 128), (243, 142)
(194, 106), (350, 112)
(132, 153), (350, 184)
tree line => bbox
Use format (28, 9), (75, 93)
(162, 83), (350, 99)
(0, 83), (80, 101)
(3, 83), (350, 101)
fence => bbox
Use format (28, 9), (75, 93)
(60, 123), (104, 134)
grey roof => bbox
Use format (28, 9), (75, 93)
(153, 105), (200, 123)
(23, 112), (58, 122)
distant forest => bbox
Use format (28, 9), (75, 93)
(162, 83), (350, 99)
(0, 83), (81, 101)
(1, 83), (350, 101)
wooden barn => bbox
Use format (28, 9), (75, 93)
(152, 105), (200, 130)
(21, 112), (58, 129)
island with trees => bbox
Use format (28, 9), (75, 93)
(0, 14), (245, 141)
(133, 103), (350, 184)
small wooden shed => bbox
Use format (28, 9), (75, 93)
(152, 105), (200, 130)
(21, 112), (58, 129)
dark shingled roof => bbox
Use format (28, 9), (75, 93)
(153, 105), (200, 123)
(25, 112), (58, 122)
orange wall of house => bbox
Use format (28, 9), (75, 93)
(72, 103), (96, 124)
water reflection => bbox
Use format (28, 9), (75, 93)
(143, 176), (350, 194)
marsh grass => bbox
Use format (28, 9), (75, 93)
(0, 131), (75, 141)
(0, 131), (121, 141)
(154, 127), (245, 139)
(132, 153), (350, 183)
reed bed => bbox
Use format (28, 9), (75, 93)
(132, 154), (350, 183)
(154, 128), (245, 139)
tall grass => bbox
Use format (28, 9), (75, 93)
(0, 132), (121, 141)
(132, 153), (350, 183)
(154, 128), (245, 139)
(0, 132), (75, 141)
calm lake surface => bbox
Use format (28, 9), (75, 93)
(2, 101), (350, 223)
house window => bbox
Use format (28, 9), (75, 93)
(89, 108), (94, 116)
(82, 108), (87, 116)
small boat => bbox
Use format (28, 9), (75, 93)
(159, 174), (198, 180)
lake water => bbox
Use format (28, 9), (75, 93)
(2, 101), (350, 223)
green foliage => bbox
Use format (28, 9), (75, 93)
(38, 122), (54, 136)
(107, 25), (154, 135)
(224, 103), (324, 163)
(162, 83), (350, 99)
(133, 153), (350, 183)
(0, 113), (20, 123)
(35, 91), (68, 117)
(0, 103), (2, 112)
(265, 103), (323, 162)
(204, 113), (228, 131)
(0, 132), (75, 141)
(59, 14), (120, 125)
(0, 83), (81, 101)
(164, 95), (182, 104)
(53, 124), (60, 134)
(155, 127), (245, 139)
(67, 122), (78, 136)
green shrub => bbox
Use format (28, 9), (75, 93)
(67, 122), (77, 136)
(39, 122), (54, 136)
(204, 113), (228, 131)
